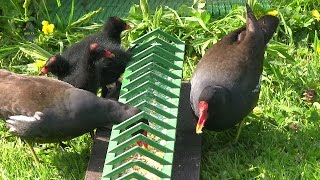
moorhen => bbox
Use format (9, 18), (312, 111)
(41, 43), (133, 98)
(96, 44), (133, 98)
(60, 16), (130, 68)
(0, 69), (146, 162)
(83, 16), (130, 47)
(40, 43), (114, 95)
(190, 4), (279, 140)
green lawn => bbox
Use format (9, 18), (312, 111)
(0, 123), (92, 179)
(1, 0), (320, 179)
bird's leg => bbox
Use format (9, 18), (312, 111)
(234, 120), (245, 143)
(101, 85), (108, 98)
(24, 140), (40, 163)
(89, 130), (95, 140)
(105, 81), (122, 99)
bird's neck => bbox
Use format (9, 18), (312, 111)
(98, 98), (141, 125)
(54, 60), (71, 76)
(103, 28), (121, 45)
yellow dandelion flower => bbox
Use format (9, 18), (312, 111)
(317, 47), (320, 54)
(33, 60), (46, 69)
(42, 20), (55, 35)
(42, 21), (49, 26)
(312, 10), (320, 21)
(267, 10), (278, 16)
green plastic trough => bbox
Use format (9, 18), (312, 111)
(101, 29), (185, 179)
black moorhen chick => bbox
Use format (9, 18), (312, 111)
(0, 69), (147, 162)
(83, 16), (130, 47)
(40, 43), (114, 95)
(40, 54), (70, 77)
(96, 44), (133, 98)
(60, 16), (130, 68)
(61, 43), (115, 94)
(190, 5), (279, 139)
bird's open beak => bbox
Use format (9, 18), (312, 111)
(196, 101), (208, 134)
(137, 131), (148, 149)
(104, 50), (115, 58)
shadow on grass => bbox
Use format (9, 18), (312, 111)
(200, 117), (320, 179)
(49, 138), (92, 180)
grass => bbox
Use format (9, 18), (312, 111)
(1, 0), (320, 179)
(0, 122), (92, 179)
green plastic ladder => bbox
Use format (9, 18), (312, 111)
(102, 29), (185, 179)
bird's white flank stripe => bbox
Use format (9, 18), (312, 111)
(8, 127), (16, 132)
(9, 111), (43, 122)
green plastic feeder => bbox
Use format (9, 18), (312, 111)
(101, 29), (185, 179)
(47, 0), (270, 24)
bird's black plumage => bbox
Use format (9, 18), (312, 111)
(40, 54), (70, 77)
(190, 5), (279, 132)
(41, 44), (114, 94)
(62, 44), (114, 94)
(40, 17), (130, 97)
(95, 44), (133, 98)
(83, 16), (130, 47)
(60, 16), (129, 68)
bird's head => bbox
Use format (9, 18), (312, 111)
(105, 16), (131, 33)
(89, 43), (115, 59)
(196, 86), (228, 134)
(39, 55), (66, 75)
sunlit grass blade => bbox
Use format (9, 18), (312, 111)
(68, 8), (101, 30)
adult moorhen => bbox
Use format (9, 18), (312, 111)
(0, 69), (146, 162)
(190, 4), (279, 140)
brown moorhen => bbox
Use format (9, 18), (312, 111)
(190, 4), (279, 140)
(0, 69), (146, 162)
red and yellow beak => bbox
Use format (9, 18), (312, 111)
(196, 101), (208, 134)
(196, 121), (205, 134)
(38, 67), (48, 75)
(104, 50), (115, 58)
